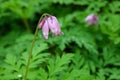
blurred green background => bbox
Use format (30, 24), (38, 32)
(0, 0), (120, 80)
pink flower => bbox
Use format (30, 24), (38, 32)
(42, 20), (49, 39)
(85, 14), (98, 26)
(38, 19), (45, 29)
(38, 15), (63, 39)
(47, 16), (63, 36)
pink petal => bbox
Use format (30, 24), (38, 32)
(85, 14), (94, 22)
(85, 14), (98, 26)
(38, 19), (45, 29)
(42, 20), (49, 39)
(47, 16), (63, 36)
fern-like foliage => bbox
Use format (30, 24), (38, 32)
(0, 41), (50, 80)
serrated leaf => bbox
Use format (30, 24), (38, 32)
(48, 54), (74, 77)
(5, 54), (17, 66)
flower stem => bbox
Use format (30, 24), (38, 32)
(24, 13), (48, 80)
(24, 27), (38, 80)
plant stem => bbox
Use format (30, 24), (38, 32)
(24, 13), (49, 80)
(22, 18), (32, 33)
(24, 27), (38, 80)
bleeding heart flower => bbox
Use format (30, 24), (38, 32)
(38, 15), (63, 39)
(47, 16), (63, 36)
(85, 14), (98, 26)
(42, 19), (49, 39)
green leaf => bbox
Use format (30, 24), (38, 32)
(48, 54), (74, 77)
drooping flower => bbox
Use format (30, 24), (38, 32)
(42, 19), (49, 39)
(47, 16), (63, 36)
(85, 14), (98, 26)
(38, 15), (63, 39)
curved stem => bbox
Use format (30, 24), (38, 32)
(24, 27), (38, 80)
(24, 13), (48, 80)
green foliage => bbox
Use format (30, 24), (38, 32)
(0, 40), (50, 80)
(1, 0), (40, 19)
(0, 0), (120, 80)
